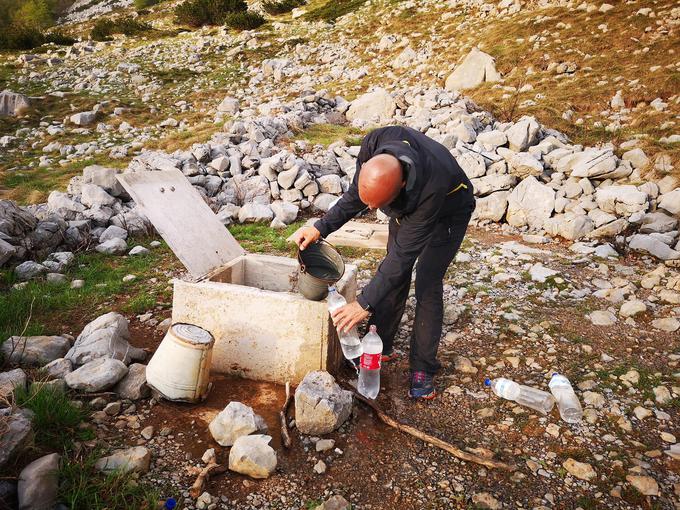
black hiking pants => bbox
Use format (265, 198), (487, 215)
(368, 204), (474, 375)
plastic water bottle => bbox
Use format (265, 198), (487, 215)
(327, 286), (362, 360)
(485, 377), (555, 415)
(358, 325), (382, 399)
(549, 373), (583, 423)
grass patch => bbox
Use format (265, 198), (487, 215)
(59, 452), (161, 510)
(13, 381), (91, 451)
(303, 0), (366, 22)
(262, 0), (305, 15)
(229, 221), (302, 255)
(0, 240), (177, 342)
(295, 123), (365, 147)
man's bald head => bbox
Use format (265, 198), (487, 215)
(358, 154), (405, 210)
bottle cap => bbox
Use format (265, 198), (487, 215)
(551, 372), (560, 377)
(328, 285), (336, 291)
(484, 378), (491, 386)
(369, 325), (377, 333)
(165, 499), (177, 510)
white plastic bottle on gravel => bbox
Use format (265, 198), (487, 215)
(548, 373), (583, 423)
(358, 325), (382, 399)
(485, 377), (555, 415)
(327, 286), (362, 360)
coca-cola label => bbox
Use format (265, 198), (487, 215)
(360, 353), (381, 370)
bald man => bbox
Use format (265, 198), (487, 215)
(293, 125), (475, 399)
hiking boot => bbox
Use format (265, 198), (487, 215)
(409, 370), (436, 400)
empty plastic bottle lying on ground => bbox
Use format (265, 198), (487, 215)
(485, 377), (555, 415)
(548, 373), (583, 423)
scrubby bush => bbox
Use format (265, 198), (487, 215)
(90, 17), (151, 41)
(261, 0), (304, 15)
(174, 0), (246, 27)
(224, 10), (265, 30)
(45, 30), (76, 45)
(0, 24), (45, 49)
(0, 0), (71, 49)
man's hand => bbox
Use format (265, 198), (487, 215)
(331, 301), (370, 333)
(292, 226), (321, 250)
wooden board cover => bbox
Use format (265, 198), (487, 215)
(117, 169), (244, 279)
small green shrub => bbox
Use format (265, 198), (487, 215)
(261, 0), (304, 15)
(44, 30), (75, 45)
(90, 17), (151, 41)
(14, 382), (90, 451)
(224, 10), (265, 30)
(0, 24), (45, 49)
(174, 0), (246, 27)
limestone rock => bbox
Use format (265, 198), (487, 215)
(82, 165), (124, 196)
(506, 176), (555, 229)
(651, 318), (679, 332)
(626, 475), (658, 496)
(471, 492), (502, 509)
(95, 446), (151, 474)
(1, 336), (70, 365)
(345, 88), (396, 124)
(619, 300), (646, 317)
(44, 358), (73, 378)
(65, 358), (129, 392)
(563, 458), (596, 481)
(595, 185), (648, 216)
(270, 201), (299, 224)
(629, 234), (680, 260)
(114, 363), (150, 400)
(0, 409), (32, 470)
(473, 191), (509, 222)
(17, 453), (60, 510)
(66, 312), (144, 366)
(588, 310), (617, 326)
(228, 434), (277, 479)
(95, 238), (128, 255)
(209, 401), (268, 447)
(238, 203), (274, 224)
(14, 261), (48, 281)
(217, 96), (240, 114)
(312, 495), (351, 510)
(295, 371), (353, 435)
(0, 90), (31, 116)
(445, 48), (501, 91)
(658, 188), (680, 216)
(0, 368), (27, 400)
(506, 117), (541, 152)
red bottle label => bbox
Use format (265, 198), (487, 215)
(360, 353), (381, 370)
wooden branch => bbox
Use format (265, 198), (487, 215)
(346, 386), (516, 472)
(279, 381), (292, 449)
(189, 461), (228, 498)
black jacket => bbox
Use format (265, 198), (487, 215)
(314, 126), (475, 311)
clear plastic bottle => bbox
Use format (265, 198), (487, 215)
(548, 373), (583, 423)
(485, 377), (555, 415)
(358, 325), (382, 399)
(327, 286), (362, 360)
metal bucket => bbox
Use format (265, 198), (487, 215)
(297, 239), (345, 301)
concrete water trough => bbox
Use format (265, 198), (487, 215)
(118, 169), (357, 385)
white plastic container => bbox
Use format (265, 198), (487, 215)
(358, 325), (382, 399)
(146, 323), (214, 403)
(485, 377), (555, 415)
(549, 373), (583, 423)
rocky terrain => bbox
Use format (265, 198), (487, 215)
(1, 0), (679, 508)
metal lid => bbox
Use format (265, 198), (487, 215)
(171, 323), (214, 345)
(117, 169), (245, 279)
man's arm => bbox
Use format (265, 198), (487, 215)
(356, 191), (444, 310)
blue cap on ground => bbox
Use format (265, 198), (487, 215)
(484, 378), (491, 386)
(165, 498), (177, 509)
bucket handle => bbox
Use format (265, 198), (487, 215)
(298, 238), (340, 274)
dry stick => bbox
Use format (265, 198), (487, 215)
(347, 387), (516, 472)
(189, 461), (229, 499)
(280, 381), (292, 449)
